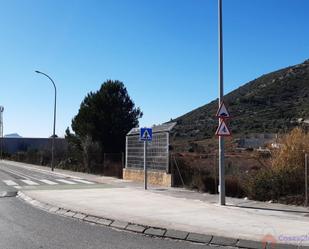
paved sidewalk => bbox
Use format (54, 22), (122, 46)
(22, 187), (309, 246)
(3, 160), (309, 248)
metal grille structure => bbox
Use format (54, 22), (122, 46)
(126, 123), (176, 171)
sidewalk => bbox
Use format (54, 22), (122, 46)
(4, 160), (309, 248)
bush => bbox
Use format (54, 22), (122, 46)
(272, 127), (309, 171)
(10, 149), (52, 166)
(244, 166), (305, 201)
(242, 128), (309, 203)
(172, 155), (245, 196)
(226, 175), (245, 198)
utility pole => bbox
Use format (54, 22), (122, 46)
(218, 0), (225, 205)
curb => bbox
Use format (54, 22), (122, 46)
(16, 191), (307, 249)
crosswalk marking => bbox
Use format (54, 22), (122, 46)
(39, 179), (58, 185)
(3, 180), (18, 186)
(56, 179), (77, 185)
(2, 178), (96, 187)
(72, 179), (95, 184)
(21, 180), (39, 186)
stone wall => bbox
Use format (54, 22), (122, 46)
(123, 168), (172, 187)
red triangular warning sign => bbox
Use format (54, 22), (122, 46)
(215, 120), (231, 136)
(216, 101), (230, 119)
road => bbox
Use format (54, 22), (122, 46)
(0, 197), (212, 249)
(0, 162), (97, 191)
(0, 161), (213, 249)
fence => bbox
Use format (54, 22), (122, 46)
(170, 151), (308, 205)
(170, 152), (270, 198)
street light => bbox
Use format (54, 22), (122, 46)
(35, 70), (57, 171)
(218, 0), (225, 205)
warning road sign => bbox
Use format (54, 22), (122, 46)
(216, 101), (230, 118)
(215, 120), (231, 136)
(140, 128), (152, 141)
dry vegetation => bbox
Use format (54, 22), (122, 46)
(171, 128), (308, 205)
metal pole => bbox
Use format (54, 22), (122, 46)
(52, 82), (56, 172)
(0, 106), (3, 160)
(305, 153), (308, 207)
(214, 153), (217, 194)
(218, 0), (225, 205)
(144, 140), (147, 190)
(35, 71), (57, 171)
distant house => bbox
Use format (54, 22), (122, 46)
(236, 133), (277, 149)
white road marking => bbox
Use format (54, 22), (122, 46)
(3, 180), (18, 186)
(1, 168), (31, 180)
(21, 180), (39, 186)
(39, 179), (59, 185)
(1, 167), (46, 182)
(71, 179), (95, 184)
(3, 162), (82, 180)
(113, 179), (132, 183)
(14, 186), (21, 189)
(56, 179), (77, 185)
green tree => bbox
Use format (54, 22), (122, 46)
(71, 80), (142, 153)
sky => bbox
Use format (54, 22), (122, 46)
(0, 0), (308, 138)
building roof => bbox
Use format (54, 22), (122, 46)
(127, 122), (177, 136)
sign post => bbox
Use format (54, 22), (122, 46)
(305, 153), (308, 207)
(144, 140), (147, 189)
(140, 127), (152, 190)
(215, 100), (231, 205)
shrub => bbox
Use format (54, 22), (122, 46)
(272, 127), (309, 171)
(244, 166), (305, 201)
(226, 175), (245, 198)
(243, 128), (309, 202)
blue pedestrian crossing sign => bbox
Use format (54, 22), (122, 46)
(140, 128), (152, 141)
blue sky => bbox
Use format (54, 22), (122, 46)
(0, 0), (308, 137)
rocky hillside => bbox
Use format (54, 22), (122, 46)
(171, 59), (309, 141)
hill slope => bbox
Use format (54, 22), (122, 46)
(172, 59), (309, 141)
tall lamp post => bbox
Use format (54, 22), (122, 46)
(218, 0), (225, 205)
(35, 70), (57, 171)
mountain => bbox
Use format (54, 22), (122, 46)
(171, 59), (309, 141)
(4, 133), (22, 138)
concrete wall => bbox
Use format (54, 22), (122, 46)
(0, 137), (67, 154)
(123, 168), (172, 187)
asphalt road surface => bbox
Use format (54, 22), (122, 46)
(0, 162), (216, 249)
(0, 197), (216, 249)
